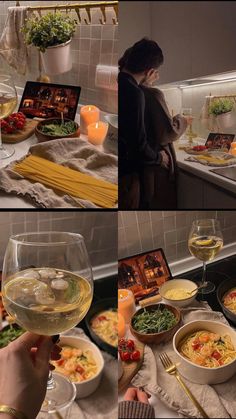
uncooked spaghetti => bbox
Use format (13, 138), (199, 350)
(13, 155), (118, 208)
(178, 330), (236, 367)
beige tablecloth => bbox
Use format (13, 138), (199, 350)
(62, 328), (118, 419)
(132, 301), (236, 418)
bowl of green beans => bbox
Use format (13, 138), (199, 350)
(130, 303), (181, 344)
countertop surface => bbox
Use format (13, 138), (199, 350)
(175, 138), (236, 196)
(0, 109), (115, 208)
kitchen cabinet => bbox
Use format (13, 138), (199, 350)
(150, 1), (236, 84)
(178, 169), (236, 209)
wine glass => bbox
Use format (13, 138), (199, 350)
(1, 232), (94, 413)
(0, 74), (18, 159)
(182, 107), (197, 146)
(188, 219), (223, 294)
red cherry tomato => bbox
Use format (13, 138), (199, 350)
(119, 338), (126, 346)
(122, 351), (131, 361)
(130, 350), (140, 361)
(212, 350), (221, 361)
(126, 339), (135, 350)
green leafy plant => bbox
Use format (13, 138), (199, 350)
(209, 98), (234, 116)
(22, 12), (77, 52)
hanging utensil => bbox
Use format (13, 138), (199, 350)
(99, 5), (106, 25)
(84, 7), (91, 24)
(112, 5), (118, 25)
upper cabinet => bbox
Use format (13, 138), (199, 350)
(150, 1), (236, 84)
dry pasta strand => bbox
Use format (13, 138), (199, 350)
(14, 155), (118, 208)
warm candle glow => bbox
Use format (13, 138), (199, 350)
(118, 312), (126, 338)
(87, 121), (108, 145)
(118, 289), (136, 324)
(80, 105), (100, 135)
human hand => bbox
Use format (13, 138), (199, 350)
(160, 150), (170, 169)
(183, 115), (194, 126)
(0, 332), (61, 419)
(124, 386), (151, 404)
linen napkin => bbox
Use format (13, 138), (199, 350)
(0, 6), (32, 75)
(61, 328), (118, 419)
(132, 301), (236, 418)
(0, 137), (118, 208)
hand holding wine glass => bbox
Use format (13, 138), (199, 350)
(188, 219), (223, 294)
(1, 232), (93, 414)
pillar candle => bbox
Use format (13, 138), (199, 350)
(230, 142), (236, 155)
(80, 105), (100, 135)
(118, 312), (126, 338)
(87, 121), (108, 145)
(118, 289), (136, 324)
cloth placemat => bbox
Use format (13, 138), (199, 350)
(132, 301), (236, 418)
(0, 137), (118, 208)
(61, 328), (118, 419)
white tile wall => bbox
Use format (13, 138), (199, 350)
(0, 1), (118, 113)
(0, 211), (117, 270)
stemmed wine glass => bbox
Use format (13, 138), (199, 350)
(1, 232), (94, 414)
(0, 74), (18, 159)
(188, 219), (223, 294)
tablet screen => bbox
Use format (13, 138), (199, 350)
(18, 81), (81, 120)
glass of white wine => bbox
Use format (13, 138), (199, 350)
(1, 232), (94, 414)
(188, 219), (223, 294)
(0, 74), (18, 159)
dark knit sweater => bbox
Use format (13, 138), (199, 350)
(119, 401), (155, 419)
(118, 72), (162, 176)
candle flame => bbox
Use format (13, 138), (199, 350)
(88, 106), (91, 111)
(95, 122), (99, 128)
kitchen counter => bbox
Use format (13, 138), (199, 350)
(0, 106), (116, 209)
(175, 140), (236, 208)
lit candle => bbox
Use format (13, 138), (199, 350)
(118, 289), (136, 324)
(80, 105), (100, 135)
(230, 142), (236, 155)
(87, 121), (108, 145)
(118, 312), (126, 338)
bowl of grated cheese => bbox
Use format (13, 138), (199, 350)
(159, 279), (198, 307)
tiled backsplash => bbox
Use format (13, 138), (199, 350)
(118, 211), (236, 263)
(0, 211), (117, 270)
(0, 1), (118, 113)
(161, 78), (236, 139)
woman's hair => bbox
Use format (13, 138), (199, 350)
(118, 38), (164, 73)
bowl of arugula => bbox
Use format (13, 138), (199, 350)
(35, 118), (80, 142)
(130, 303), (181, 344)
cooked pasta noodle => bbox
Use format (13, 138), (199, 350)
(164, 288), (191, 300)
(52, 345), (97, 382)
(223, 288), (236, 314)
(13, 155), (118, 208)
(178, 330), (236, 368)
(91, 309), (118, 347)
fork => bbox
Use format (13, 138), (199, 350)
(159, 352), (209, 419)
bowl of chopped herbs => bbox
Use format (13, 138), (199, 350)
(35, 118), (80, 142)
(130, 303), (181, 344)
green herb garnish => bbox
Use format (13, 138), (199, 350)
(132, 307), (177, 334)
(40, 121), (77, 136)
(0, 327), (25, 348)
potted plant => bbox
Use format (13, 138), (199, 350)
(209, 98), (235, 130)
(22, 12), (77, 75)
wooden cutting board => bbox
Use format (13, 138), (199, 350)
(2, 119), (38, 143)
(118, 340), (145, 393)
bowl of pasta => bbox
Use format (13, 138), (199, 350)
(85, 298), (118, 357)
(159, 279), (198, 307)
(217, 278), (236, 325)
(51, 336), (104, 398)
(173, 320), (236, 384)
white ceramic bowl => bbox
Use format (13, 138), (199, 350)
(159, 279), (198, 307)
(173, 320), (236, 384)
(104, 113), (118, 129)
(58, 336), (104, 398)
